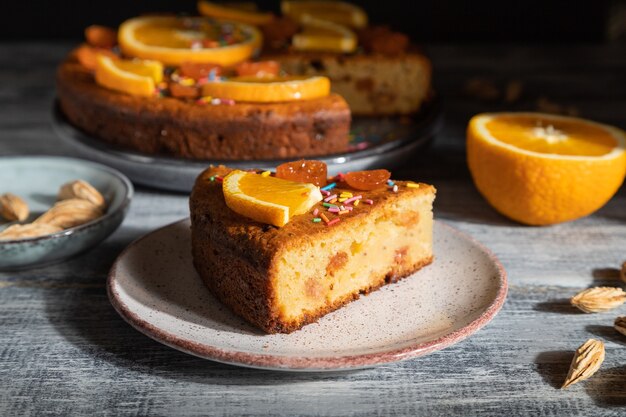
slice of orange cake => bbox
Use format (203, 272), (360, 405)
(189, 162), (436, 334)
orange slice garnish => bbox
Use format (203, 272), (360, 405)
(74, 44), (118, 71)
(198, 0), (274, 25)
(223, 170), (323, 227)
(467, 112), (626, 225)
(118, 16), (262, 66)
(201, 75), (330, 102)
(282, 0), (368, 29)
(95, 55), (163, 97)
(291, 14), (357, 53)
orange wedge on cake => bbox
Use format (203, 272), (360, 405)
(467, 112), (626, 225)
(118, 16), (262, 66)
(282, 0), (368, 29)
(291, 13), (357, 53)
(94, 55), (163, 97)
(201, 75), (330, 102)
(198, 0), (274, 25)
(222, 170), (323, 227)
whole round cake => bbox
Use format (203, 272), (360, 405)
(57, 2), (432, 161)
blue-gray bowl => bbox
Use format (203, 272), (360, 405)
(0, 156), (133, 270)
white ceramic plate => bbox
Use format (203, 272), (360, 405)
(108, 219), (507, 371)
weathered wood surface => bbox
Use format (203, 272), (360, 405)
(1, 42), (626, 416)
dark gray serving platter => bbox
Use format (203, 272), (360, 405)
(52, 98), (442, 192)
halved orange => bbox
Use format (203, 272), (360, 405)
(95, 55), (163, 97)
(282, 0), (368, 29)
(201, 75), (330, 102)
(223, 170), (323, 227)
(467, 112), (626, 225)
(292, 13), (357, 53)
(198, 0), (274, 25)
(118, 16), (262, 66)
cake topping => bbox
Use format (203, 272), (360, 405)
(344, 169), (391, 190)
(291, 13), (357, 53)
(282, 1), (368, 29)
(94, 55), (163, 97)
(236, 60), (281, 78)
(179, 62), (223, 80)
(200, 75), (330, 102)
(198, 1), (275, 25)
(118, 16), (261, 66)
(74, 45), (118, 71)
(222, 170), (323, 227)
(275, 160), (327, 186)
(85, 25), (118, 49)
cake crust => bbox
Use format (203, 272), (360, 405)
(57, 57), (351, 160)
(268, 51), (432, 116)
(190, 166), (436, 333)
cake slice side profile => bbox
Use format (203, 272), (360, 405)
(190, 165), (435, 334)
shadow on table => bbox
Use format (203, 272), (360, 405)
(585, 324), (626, 347)
(585, 364), (626, 408)
(533, 299), (584, 315)
(432, 184), (517, 227)
(42, 225), (370, 385)
(592, 267), (621, 284)
(533, 350), (572, 389)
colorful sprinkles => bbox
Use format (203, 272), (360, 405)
(321, 182), (336, 192)
(312, 184), (376, 226)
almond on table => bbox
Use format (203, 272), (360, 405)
(570, 287), (626, 313)
(562, 339), (605, 389)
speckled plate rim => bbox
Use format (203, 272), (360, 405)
(107, 219), (508, 372)
(0, 155), (134, 245)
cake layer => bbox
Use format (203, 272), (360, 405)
(57, 58), (351, 160)
(270, 51), (432, 116)
(190, 167), (436, 333)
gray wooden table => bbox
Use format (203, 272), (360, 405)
(1, 42), (626, 416)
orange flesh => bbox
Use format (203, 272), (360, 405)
(133, 21), (248, 49)
(238, 174), (316, 214)
(485, 115), (617, 157)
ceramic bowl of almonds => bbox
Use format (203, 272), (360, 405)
(0, 156), (133, 270)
